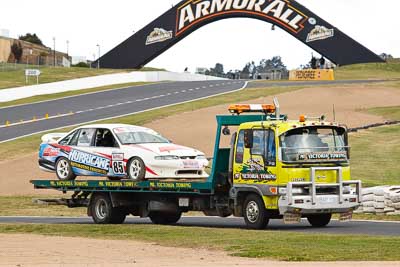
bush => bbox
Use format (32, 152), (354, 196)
(72, 62), (90, 68)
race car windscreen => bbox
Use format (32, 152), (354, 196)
(279, 126), (348, 163)
(113, 128), (170, 145)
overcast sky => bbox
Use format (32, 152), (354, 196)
(2, 0), (399, 72)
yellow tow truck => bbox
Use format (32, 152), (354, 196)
(228, 98), (361, 228)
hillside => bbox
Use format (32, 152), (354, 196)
(0, 65), (163, 89)
(335, 60), (400, 80)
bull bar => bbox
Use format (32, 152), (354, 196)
(278, 167), (362, 215)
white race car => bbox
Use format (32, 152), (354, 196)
(39, 124), (209, 181)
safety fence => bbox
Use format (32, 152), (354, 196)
(0, 62), (46, 72)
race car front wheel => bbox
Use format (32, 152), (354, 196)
(127, 157), (146, 181)
(55, 157), (76, 181)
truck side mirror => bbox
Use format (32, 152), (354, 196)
(244, 129), (253, 149)
(222, 126), (231, 136)
(344, 131), (350, 159)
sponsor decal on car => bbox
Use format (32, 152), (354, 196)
(43, 147), (60, 157)
(112, 153), (124, 161)
(146, 28), (173, 45)
(183, 160), (200, 169)
(68, 149), (111, 175)
(306, 25), (334, 42)
(176, 0), (308, 36)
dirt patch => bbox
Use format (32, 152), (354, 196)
(0, 85), (399, 196)
(0, 234), (398, 267)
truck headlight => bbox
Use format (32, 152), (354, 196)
(155, 155), (179, 160)
(279, 187), (307, 195)
(343, 186), (351, 194)
(292, 188), (306, 194)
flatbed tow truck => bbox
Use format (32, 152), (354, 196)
(31, 99), (362, 229)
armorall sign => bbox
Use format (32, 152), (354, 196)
(97, 0), (383, 69)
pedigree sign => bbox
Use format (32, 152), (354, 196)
(289, 69), (335, 81)
(176, 0), (308, 36)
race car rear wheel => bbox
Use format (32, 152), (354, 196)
(55, 157), (76, 181)
(127, 157), (146, 181)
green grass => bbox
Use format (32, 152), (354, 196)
(0, 66), (162, 89)
(0, 223), (399, 261)
(0, 196), (85, 217)
(350, 125), (400, 187)
(0, 86), (302, 162)
(349, 105), (400, 187)
(367, 106), (400, 121)
(0, 81), (152, 109)
(335, 62), (400, 80)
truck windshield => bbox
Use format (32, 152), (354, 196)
(280, 126), (348, 163)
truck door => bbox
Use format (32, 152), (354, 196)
(233, 129), (277, 184)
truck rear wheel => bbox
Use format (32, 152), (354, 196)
(90, 194), (126, 224)
(307, 213), (332, 227)
(149, 211), (182, 225)
(243, 194), (269, 229)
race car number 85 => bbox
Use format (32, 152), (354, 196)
(113, 161), (124, 174)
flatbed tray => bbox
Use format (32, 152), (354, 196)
(31, 179), (214, 194)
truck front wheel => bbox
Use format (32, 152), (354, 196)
(149, 211), (182, 225)
(90, 194), (126, 224)
(307, 213), (332, 227)
(243, 194), (269, 229)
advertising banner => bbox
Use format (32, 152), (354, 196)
(289, 69), (335, 81)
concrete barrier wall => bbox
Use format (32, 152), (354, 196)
(0, 71), (227, 102)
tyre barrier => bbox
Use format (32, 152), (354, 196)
(354, 186), (400, 215)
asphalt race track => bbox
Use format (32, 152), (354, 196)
(0, 216), (399, 236)
(0, 80), (245, 142)
(0, 79), (391, 143)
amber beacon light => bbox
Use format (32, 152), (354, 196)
(228, 104), (276, 115)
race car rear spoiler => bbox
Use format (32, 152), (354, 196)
(41, 133), (67, 143)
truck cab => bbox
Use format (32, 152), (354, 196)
(219, 100), (361, 228)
